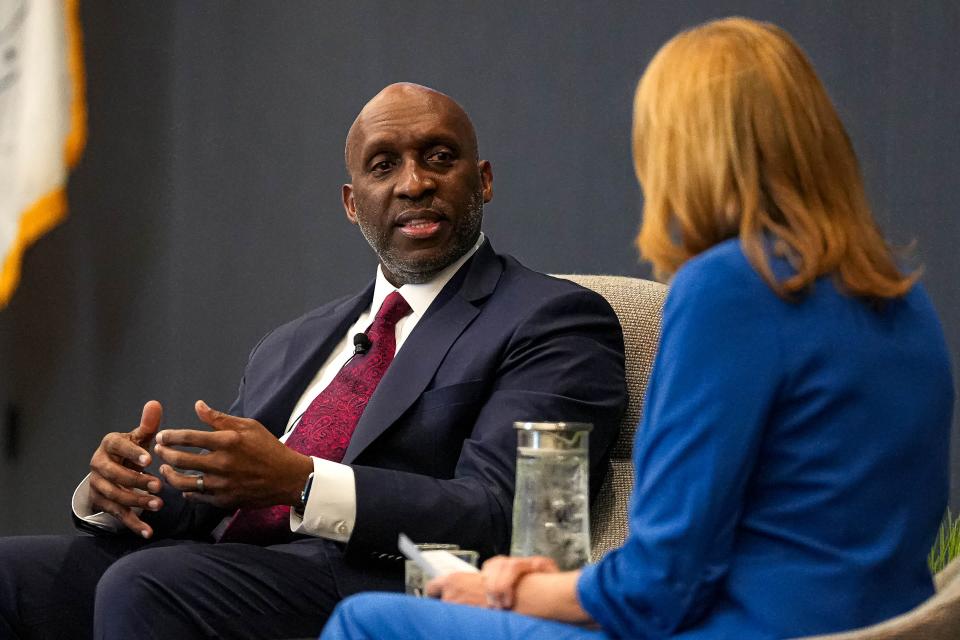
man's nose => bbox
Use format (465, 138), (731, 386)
(394, 159), (436, 199)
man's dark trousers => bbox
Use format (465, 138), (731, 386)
(0, 533), (348, 639)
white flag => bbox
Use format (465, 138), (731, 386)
(0, 0), (85, 308)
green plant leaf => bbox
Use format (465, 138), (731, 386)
(928, 509), (960, 575)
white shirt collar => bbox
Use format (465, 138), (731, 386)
(370, 232), (485, 320)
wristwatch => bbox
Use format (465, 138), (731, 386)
(295, 471), (315, 516)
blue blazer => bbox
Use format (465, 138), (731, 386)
(140, 239), (627, 595)
(579, 239), (953, 639)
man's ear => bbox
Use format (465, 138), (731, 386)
(479, 160), (493, 203)
(342, 184), (358, 224)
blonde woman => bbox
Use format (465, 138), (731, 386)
(320, 17), (953, 640)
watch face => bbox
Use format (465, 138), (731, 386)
(300, 472), (315, 506)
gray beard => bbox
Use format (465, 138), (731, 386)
(356, 190), (484, 285)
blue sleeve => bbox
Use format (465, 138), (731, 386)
(577, 255), (783, 638)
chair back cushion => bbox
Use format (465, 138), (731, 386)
(554, 274), (667, 560)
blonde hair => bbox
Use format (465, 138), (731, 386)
(633, 17), (917, 300)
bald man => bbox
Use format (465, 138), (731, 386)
(0, 84), (626, 639)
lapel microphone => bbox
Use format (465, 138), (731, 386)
(353, 332), (372, 355)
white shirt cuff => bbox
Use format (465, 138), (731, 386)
(289, 457), (356, 542)
(71, 473), (131, 532)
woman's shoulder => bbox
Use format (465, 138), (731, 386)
(670, 239), (772, 308)
(676, 238), (757, 278)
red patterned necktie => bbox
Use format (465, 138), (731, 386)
(218, 291), (412, 545)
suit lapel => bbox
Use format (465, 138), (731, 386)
(254, 283), (374, 436)
(343, 240), (503, 462)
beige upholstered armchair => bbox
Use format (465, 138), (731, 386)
(553, 274), (668, 562)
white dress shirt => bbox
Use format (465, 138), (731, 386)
(72, 234), (485, 543)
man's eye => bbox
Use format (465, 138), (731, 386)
(370, 160), (394, 173)
(428, 150), (454, 164)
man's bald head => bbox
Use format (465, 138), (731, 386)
(344, 83), (479, 174)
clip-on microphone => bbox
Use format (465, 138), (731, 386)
(353, 333), (372, 356)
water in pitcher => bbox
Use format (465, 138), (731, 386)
(510, 445), (590, 570)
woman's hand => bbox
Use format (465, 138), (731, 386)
(481, 555), (559, 609)
(425, 555), (560, 609)
(425, 572), (487, 606)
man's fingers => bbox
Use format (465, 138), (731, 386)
(154, 443), (215, 473)
(93, 460), (162, 494)
(159, 464), (213, 494)
(89, 488), (155, 539)
(194, 400), (246, 432)
(110, 504), (152, 539)
(89, 474), (163, 511)
(155, 427), (239, 451)
(163, 468), (234, 508)
(102, 433), (152, 468)
(120, 511), (153, 539)
(130, 400), (163, 445)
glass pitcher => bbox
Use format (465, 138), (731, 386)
(510, 421), (592, 570)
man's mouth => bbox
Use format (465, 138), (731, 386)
(395, 210), (447, 240)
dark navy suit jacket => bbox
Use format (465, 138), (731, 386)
(137, 239), (626, 596)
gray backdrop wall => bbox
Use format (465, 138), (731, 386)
(1, 1), (958, 535)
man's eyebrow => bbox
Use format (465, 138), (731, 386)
(423, 135), (460, 151)
(358, 138), (396, 164)
(357, 131), (465, 166)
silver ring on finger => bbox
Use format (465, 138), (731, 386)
(195, 473), (205, 493)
